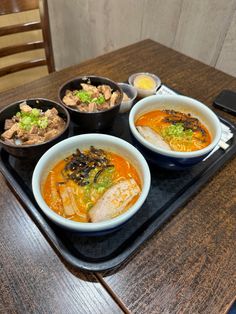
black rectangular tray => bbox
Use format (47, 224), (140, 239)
(0, 107), (236, 272)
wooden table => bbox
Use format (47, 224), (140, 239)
(0, 40), (235, 314)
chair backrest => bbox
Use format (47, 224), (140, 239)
(0, 0), (55, 77)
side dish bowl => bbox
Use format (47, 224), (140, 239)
(58, 75), (123, 131)
(129, 95), (222, 169)
(118, 83), (137, 113)
(32, 134), (151, 235)
(128, 72), (161, 98)
(0, 98), (70, 159)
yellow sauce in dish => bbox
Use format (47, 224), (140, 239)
(133, 75), (156, 90)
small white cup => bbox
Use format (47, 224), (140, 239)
(118, 83), (137, 113)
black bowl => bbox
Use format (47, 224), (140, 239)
(58, 75), (123, 131)
(0, 98), (70, 159)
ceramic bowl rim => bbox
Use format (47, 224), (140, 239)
(117, 82), (138, 103)
(129, 94), (222, 158)
(128, 72), (162, 92)
(32, 133), (151, 232)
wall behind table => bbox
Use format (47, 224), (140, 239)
(48, 0), (236, 78)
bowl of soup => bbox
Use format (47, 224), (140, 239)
(32, 134), (151, 235)
(129, 95), (222, 169)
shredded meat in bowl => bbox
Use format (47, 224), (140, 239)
(1, 102), (66, 145)
(62, 83), (120, 112)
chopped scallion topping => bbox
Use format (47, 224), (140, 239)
(16, 109), (48, 130)
(75, 90), (106, 105)
(162, 123), (193, 139)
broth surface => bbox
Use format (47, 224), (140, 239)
(136, 109), (211, 152)
(43, 147), (141, 222)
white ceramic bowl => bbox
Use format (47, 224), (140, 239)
(118, 83), (137, 113)
(128, 72), (161, 98)
(129, 95), (222, 169)
(32, 134), (151, 234)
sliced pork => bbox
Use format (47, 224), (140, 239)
(62, 83), (120, 112)
(88, 179), (140, 223)
(137, 126), (172, 150)
(1, 102), (66, 145)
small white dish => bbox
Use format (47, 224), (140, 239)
(128, 72), (161, 98)
(118, 83), (137, 113)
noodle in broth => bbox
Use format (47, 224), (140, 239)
(135, 109), (211, 152)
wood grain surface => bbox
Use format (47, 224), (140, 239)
(98, 40), (236, 314)
(172, 0), (236, 66)
(47, 0), (236, 76)
(0, 174), (123, 314)
(102, 159), (236, 314)
(216, 9), (236, 77)
(2, 0), (236, 92)
(141, 0), (182, 47)
(0, 39), (235, 313)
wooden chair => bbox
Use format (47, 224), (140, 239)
(0, 0), (55, 78)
